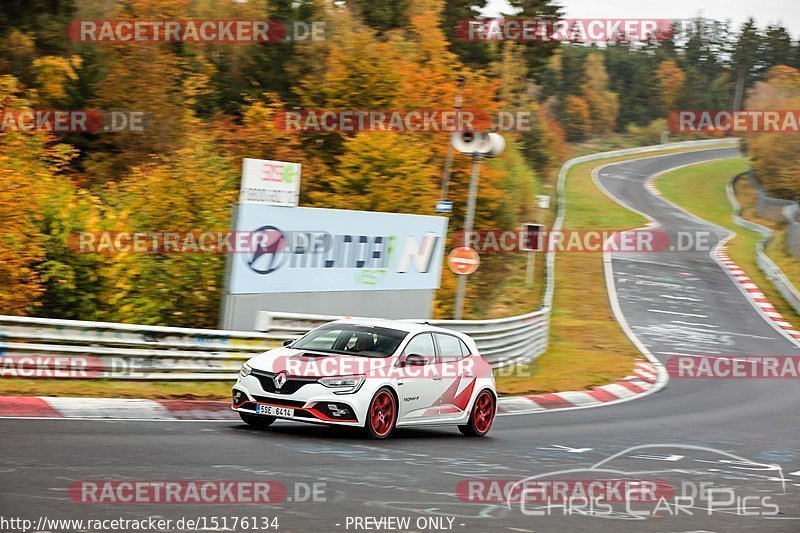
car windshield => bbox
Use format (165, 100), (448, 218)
(289, 324), (407, 358)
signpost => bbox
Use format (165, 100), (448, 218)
(521, 223), (544, 287)
(536, 194), (551, 209)
(240, 158), (301, 206)
(448, 247), (480, 275)
(435, 200), (453, 214)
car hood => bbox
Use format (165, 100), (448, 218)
(246, 348), (394, 378)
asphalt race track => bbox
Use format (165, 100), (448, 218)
(2, 148), (799, 533)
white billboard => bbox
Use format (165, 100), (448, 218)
(229, 205), (448, 294)
(240, 158), (301, 206)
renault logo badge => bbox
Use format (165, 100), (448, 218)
(274, 371), (288, 390)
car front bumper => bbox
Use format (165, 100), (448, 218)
(231, 374), (364, 427)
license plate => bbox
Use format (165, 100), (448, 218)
(256, 404), (294, 418)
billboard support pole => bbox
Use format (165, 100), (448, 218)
(219, 204), (239, 330)
(526, 252), (535, 287)
(454, 154), (482, 320)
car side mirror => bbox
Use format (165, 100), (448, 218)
(282, 339), (293, 347)
(401, 354), (427, 367)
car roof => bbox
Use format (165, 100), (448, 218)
(329, 317), (464, 337)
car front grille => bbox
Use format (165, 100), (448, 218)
(251, 369), (315, 395)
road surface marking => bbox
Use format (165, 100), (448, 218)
(647, 309), (708, 318)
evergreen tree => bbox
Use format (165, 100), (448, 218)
(762, 25), (794, 68)
(350, 0), (410, 34)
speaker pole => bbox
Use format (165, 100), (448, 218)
(454, 153), (482, 320)
(439, 76), (466, 206)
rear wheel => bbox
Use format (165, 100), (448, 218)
(239, 413), (275, 429)
(365, 388), (397, 439)
(459, 390), (495, 437)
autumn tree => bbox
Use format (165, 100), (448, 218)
(0, 75), (80, 314)
(581, 53), (619, 134)
(563, 95), (592, 139)
(313, 132), (438, 213)
(656, 60), (685, 114)
(100, 123), (238, 327)
(31, 55), (81, 106)
(745, 66), (800, 200)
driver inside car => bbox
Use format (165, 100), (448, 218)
(352, 332), (374, 353)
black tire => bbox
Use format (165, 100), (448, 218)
(458, 390), (496, 437)
(239, 412), (276, 429)
(364, 387), (398, 440)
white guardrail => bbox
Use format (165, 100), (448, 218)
(727, 172), (800, 316)
(0, 139), (737, 380)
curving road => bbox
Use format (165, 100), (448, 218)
(2, 148), (799, 533)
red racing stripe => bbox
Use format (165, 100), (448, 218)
(616, 381), (646, 393)
(526, 393), (574, 409)
(0, 396), (63, 417)
(585, 388), (620, 403)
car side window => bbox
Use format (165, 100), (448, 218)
(459, 338), (472, 356)
(402, 333), (436, 364)
(436, 333), (465, 362)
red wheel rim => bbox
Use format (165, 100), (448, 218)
(370, 391), (395, 437)
(473, 391), (495, 433)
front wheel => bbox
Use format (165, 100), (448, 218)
(364, 388), (398, 439)
(239, 412), (275, 429)
(459, 390), (495, 437)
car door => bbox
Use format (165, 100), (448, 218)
(396, 332), (448, 421)
(428, 333), (477, 417)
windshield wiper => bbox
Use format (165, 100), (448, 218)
(297, 348), (347, 356)
(297, 348), (389, 357)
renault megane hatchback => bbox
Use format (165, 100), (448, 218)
(232, 319), (497, 439)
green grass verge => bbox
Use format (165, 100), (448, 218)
(0, 378), (233, 400)
(657, 157), (800, 330)
(735, 179), (800, 288)
(495, 145), (732, 395)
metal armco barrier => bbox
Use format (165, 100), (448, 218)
(745, 172), (800, 259)
(0, 139), (737, 380)
(728, 173), (800, 316)
(0, 315), (275, 380)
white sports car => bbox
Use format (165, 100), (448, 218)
(232, 319), (497, 439)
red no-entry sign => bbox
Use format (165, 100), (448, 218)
(448, 247), (480, 275)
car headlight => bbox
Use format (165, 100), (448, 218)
(239, 363), (252, 378)
(318, 375), (365, 393)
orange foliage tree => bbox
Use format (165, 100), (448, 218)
(745, 66), (800, 199)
